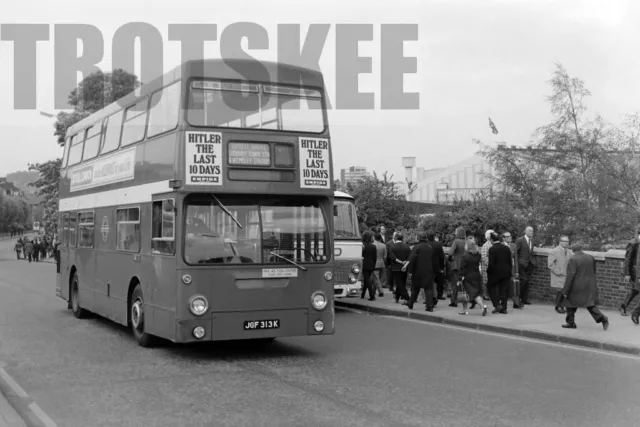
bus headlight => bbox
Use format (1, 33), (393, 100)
(348, 274), (358, 284)
(324, 271), (333, 281)
(189, 295), (208, 316)
(351, 264), (361, 274)
(311, 291), (328, 310)
(314, 320), (324, 332)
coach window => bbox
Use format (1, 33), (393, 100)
(100, 110), (125, 155)
(69, 212), (78, 248)
(151, 199), (175, 255)
(63, 213), (70, 247)
(116, 207), (141, 252)
(121, 98), (149, 147)
(62, 137), (71, 168)
(147, 81), (180, 138)
(82, 124), (103, 161)
(78, 211), (95, 248)
(66, 135), (83, 167)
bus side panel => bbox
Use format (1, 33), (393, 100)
(71, 247), (96, 312)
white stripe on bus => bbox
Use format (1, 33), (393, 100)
(58, 180), (172, 211)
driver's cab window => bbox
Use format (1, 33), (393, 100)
(184, 200), (260, 265)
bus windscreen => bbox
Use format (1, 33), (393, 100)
(184, 195), (330, 265)
(333, 199), (361, 240)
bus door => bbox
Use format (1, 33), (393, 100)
(149, 194), (179, 309)
(57, 212), (70, 301)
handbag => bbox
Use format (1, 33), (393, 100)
(456, 280), (469, 303)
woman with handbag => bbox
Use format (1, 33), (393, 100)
(458, 241), (488, 316)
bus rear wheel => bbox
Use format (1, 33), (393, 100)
(71, 273), (89, 319)
(130, 284), (157, 348)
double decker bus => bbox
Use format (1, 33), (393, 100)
(56, 59), (335, 347)
(333, 191), (362, 298)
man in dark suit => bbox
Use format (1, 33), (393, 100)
(514, 226), (536, 305)
(427, 233), (446, 302)
(389, 232), (411, 302)
(487, 231), (513, 314)
(384, 229), (396, 292)
(561, 242), (609, 330)
(405, 232), (436, 311)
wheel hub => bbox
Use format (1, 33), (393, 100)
(131, 300), (144, 329)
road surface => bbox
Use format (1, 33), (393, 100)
(0, 247), (638, 426)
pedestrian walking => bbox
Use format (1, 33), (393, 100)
(561, 242), (609, 330)
(427, 233), (446, 304)
(620, 225), (640, 317)
(487, 232), (512, 314)
(448, 226), (467, 307)
(548, 235), (573, 314)
(515, 226), (536, 305)
(24, 239), (34, 262)
(371, 233), (386, 298)
(458, 241), (488, 316)
(480, 229), (494, 300)
(385, 230), (397, 292)
(502, 232), (524, 309)
(404, 232), (436, 312)
(14, 239), (23, 260)
(389, 232), (411, 303)
(361, 231), (377, 301)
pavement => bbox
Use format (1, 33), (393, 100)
(1, 238), (640, 426)
(335, 290), (640, 355)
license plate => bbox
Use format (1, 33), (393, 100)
(262, 268), (298, 278)
(244, 319), (280, 330)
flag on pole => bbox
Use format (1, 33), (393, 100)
(488, 117), (499, 134)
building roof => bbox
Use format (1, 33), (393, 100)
(0, 181), (20, 192)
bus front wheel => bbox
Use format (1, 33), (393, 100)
(71, 273), (89, 319)
(130, 284), (157, 348)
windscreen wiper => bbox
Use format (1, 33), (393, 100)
(269, 251), (308, 271)
(211, 194), (243, 229)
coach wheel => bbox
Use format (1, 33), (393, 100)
(71, 273), (89, 319)
(130, 284), (157, 348)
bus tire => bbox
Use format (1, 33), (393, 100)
(71, 273), (89, 319)
(130, 284), (157, 348)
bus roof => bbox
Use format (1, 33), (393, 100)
(66, 59), (327, 138)
(334, 190), (354, 200)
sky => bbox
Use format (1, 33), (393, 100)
(0, 0), (638, 183)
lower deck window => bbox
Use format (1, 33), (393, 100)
(117, 207), (141, 252)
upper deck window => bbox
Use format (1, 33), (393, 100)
(66, 134), (83, 167)
(186, 80), (325, 133)
(82, 123), (103, 161)
(147, 81), (181, 138)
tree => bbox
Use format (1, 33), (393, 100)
(53, 69), (141, 144)
(28, 159), (62, 234)
(475, 63), (638, 249)
(347, 171), (418, 231)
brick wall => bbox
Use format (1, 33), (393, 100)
(444, 247), (629, 310)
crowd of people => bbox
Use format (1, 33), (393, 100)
(360, 224), (616, 330)
(13, 234), (58, 263)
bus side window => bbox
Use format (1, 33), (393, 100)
(116, 207), (141, 252)
(63, 213), (70, 247)
(78, 211), (95, 248)
(69, 212), (78, 248)
(151, 199), (175, 255)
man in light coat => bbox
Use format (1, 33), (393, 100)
(561, 242), (609, 330)
(548, 235), (573, 314)
(480, 229), (494, 301)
